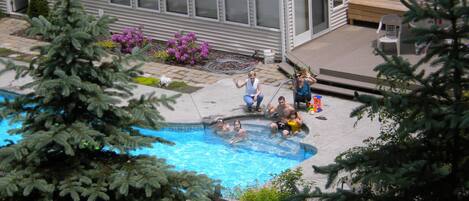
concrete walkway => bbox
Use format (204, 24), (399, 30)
(0, 58), (381, 192)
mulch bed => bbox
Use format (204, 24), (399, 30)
(147, 40), (261, 75)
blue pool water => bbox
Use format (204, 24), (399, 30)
(0, 92), (315, 191)
(0, 93), (21, 147)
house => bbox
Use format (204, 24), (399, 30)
(0, 0), (349, 59)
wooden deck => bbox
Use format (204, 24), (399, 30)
(287, 25), (433, 98)
(348, 0), (408, 24)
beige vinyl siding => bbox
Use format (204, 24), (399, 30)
(80, 0), (281, 56)
(48, 0), (55, 8)
(0, 0), (6, 14)
(284, 0), (294, 51)
(330, 0), (348, 30)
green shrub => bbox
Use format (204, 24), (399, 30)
(27, 0), (50, 18)
(132, 76), (160, 86)
(240, 187), (288, 201)
(0, 8), (5, 18)
(153, 50), (171, 62)
(271, 167), (314, 196)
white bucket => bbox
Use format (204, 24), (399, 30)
(263, 49), (275, 64)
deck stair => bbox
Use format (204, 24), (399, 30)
(277, 53), (383, 99)
(277, 62), (296, 79)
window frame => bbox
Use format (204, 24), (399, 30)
(223, 0), (251, 27)
(333, 0), (345, 10)
(193, 0), (220, 21)
(136, 0), (160, 12)
(253, 0), (281, 31)
(165, 0), (190, 16)
(108, 0), (133, 8)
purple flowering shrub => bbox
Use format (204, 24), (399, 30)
(166, 32), (210, 65)
(111, 27), (151, 54)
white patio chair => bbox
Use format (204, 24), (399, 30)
(376, 14), (403, 56)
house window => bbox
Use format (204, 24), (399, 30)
(195, 0), (218, 19)
(167, 0), (188, 14)
(255, 0), (280, 29)
(225, 0), (249, 24)
(333, 0), (344, 7)
(110, 0), (131, 6)
(138, 0), (159, 10)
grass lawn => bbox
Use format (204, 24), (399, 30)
(133, 76), (202, 94)
(0, 48), (16, 57)
(166, 81), (202, 94)
(0, 48), (35, 63)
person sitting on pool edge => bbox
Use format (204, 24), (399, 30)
(267, 96), (296, 135)
(230, 120), (247, 144)
(214, 118), (231, 135)
(284, 111), (303, 137)
(233, 71), (264, 112)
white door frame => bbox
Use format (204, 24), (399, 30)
(6, 0), (12, 14)
(311, 0), (330, 36)
(293, 0), (313, 47)
(6, 0), (28, 15)
(293, 0), (332, 47)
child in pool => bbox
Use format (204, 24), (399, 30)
(230, 120), (247, 144)
(215, 118), (231, 135)
(284, 111), (302, 137)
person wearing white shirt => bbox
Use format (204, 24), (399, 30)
(233, 71), (264, 112)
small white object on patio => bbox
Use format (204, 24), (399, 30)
(160, 75), (172, 87)
(263, 49), (275, 64)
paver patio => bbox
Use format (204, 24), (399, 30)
(0, 18), (287, 87)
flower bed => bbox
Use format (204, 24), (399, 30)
(102, 29), (260, 74)
(12, 24), (260, 74)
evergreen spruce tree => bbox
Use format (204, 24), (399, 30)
(0, 0), (217, 200)
(293, 0), (469, 200)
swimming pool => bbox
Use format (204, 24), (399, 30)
(0, 92), (315, 192)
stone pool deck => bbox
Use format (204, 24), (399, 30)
(0, 58), (381, 193)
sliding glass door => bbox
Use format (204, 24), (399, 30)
(312, 0), (329, 34)
(294, 0), (329, 47)
(294, 0), (311, 46)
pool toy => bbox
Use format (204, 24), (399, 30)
(307, 95), (323, 113)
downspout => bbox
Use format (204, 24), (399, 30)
(279, 0), (286, 62)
